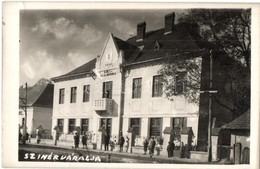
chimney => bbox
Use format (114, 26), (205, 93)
(164, 12), (175, 34)
(136, 21), (146, 41)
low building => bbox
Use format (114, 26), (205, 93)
(221, 110), (250, 164)
(19, 81), (54, 137)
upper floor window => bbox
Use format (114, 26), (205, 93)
(175, 72), (187, 94)
(102, 81), (113, 99)
(83, 85), (90, 102)
(132, 78), (142, 98)
(152, 75), (163, 97)
(70, 87), (77, 103)
(59, 88), (65, 104)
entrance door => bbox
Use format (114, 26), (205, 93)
(100, 118), (112, 144)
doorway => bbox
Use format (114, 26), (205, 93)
(100, 118), (112, 144)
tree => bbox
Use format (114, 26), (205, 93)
(160, 9), (250, 117)
(179, 9), (251, 70)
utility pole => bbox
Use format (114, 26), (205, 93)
(200, 50), (217, 162)
(208, 50), (213, 162)
(20, 83), (28, 144)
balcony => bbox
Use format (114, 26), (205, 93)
(94, 98), (113, 112)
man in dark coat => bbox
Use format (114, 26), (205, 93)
(119, 133), (125, 152)
(167, 142), (173, 158)
(104, 132), (110, 151)
(74, 132), (79, 149)
(143, 138), (149, 155)
(81, 132), (87, 149)
(149, 137), (156, 156)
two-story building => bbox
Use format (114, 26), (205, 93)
(51, 12), (241, 151)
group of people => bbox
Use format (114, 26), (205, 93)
(19, 131), (30, 143)
(73, 131), (88, 149)
(119, 133), (130, 153)
(143, 137), (175, 158)
(143, 137), (156, 157)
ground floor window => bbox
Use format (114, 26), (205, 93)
(171, 117), (187, 144)
(68, 119), (76, 134)
(149, 118), (162, 138)
(81, 119), (89, 134)
(100, 118), (112, 135)
(57, 119), (64, 132)
(130, 118), (141, 136)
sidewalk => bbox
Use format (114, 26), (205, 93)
(27, 139), (229, 164)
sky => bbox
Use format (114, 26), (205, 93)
(20, 9), (185, 86)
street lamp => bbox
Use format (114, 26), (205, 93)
(19, 83), (28, 144)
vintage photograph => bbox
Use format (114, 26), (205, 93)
(2, 2), (258, 167)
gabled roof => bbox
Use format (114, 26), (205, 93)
(51, 58), (96, 81)
(19, 83), (54, 107)
(51, 22), (210, 81)
(113, 36), (139, 60)
(221, 110), (250, 130)
(125, 23), (209, 65)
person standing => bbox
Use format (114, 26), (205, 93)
(104, 132), (110, 151)
(143, 138), (149, 155)
(167, 142), (173, 158)
(149, 137), (156, 157)
(171, 141), (175, 157)
(82, 132), (87, 149)
(119, 133), (125, 152)
(74, 132), (79, 149)
(125, 136), (130, 153)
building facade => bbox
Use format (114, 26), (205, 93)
(51, 12), (240, 151)
(19, 82), (54, 137)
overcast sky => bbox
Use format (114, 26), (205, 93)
(20, 9), (185, 86)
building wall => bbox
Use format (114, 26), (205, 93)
(19, 107), (52, 136)
(32, 107), (53, 134)
(52, 77), (95, 136)
(52, 34), (124, 141)
(123, 64), (200, 146)
(229, 130), (250, 161)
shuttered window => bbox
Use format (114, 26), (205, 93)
(150, 118), (162, 137)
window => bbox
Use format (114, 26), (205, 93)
(59, 88), (65, 104)
(130, 118), (141, 136)
(100, 118), (112, 135)
(102, 81), (113, 99)
(70, 87), (77, 103)
(150, 118), (162, 137)
(57, 119), (64, 132)
(175, 72), (186, 94)
(152, 75), (163, 97)
(81, 119), (89, 134)
(83, 85), (90, 102)
(132, 78), (142, 98)
(68, 119), (76, 133)
(172, 117), (187, 141)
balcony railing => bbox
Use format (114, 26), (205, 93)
(94, 98), (113, 112)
